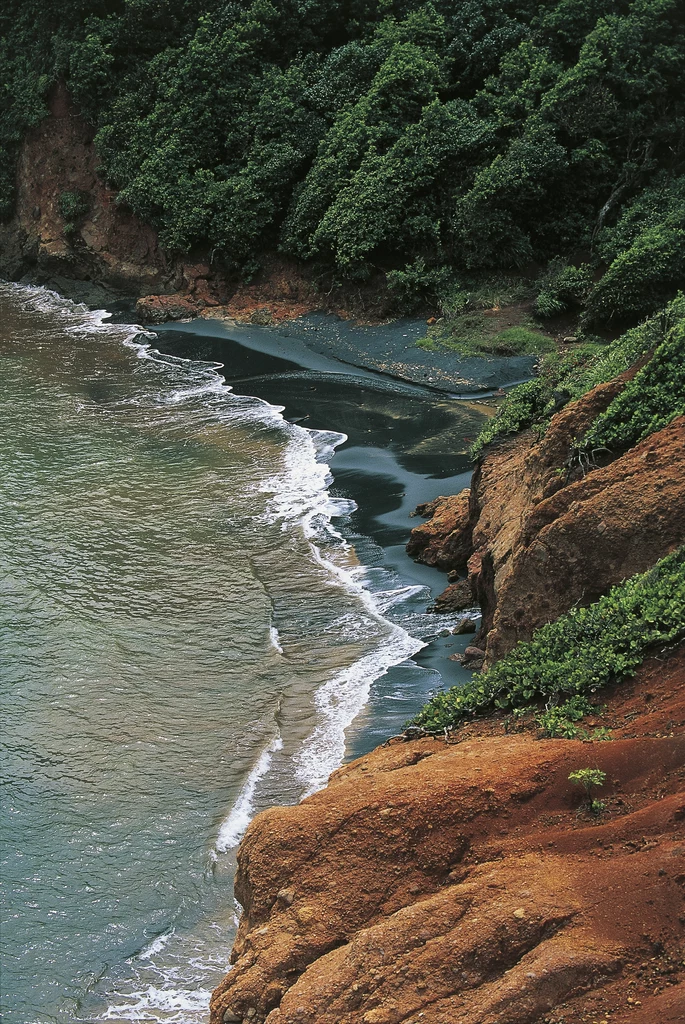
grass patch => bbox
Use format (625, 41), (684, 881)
(418, 312), (554, 359)
(487, 326), (555, 356)
(415, 273), (554, 358)
(440, 275), (532, 316)
(410, 546), (685, 735)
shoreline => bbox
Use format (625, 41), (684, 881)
(4, 267), (536, 397)
(2, 280), (479, 1023)
(4, 283), (684, 1024)
(146, 313), (499, 757)
(210, 361), (685, 1024)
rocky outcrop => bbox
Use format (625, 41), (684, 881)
(430, 579), (475, 613)
(0, 82), (172, 297)
(406, 491), (473, 571)
(211, 646), (685, 1024)
(407, 373), (685, 664)
(483, 415), (685, 662)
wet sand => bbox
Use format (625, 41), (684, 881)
(202, 311), (537, 392)
(150, 317), (504, 756)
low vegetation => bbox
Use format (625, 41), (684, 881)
(568, 767), (607, 814)
(418, 312), (553, 359)
(57, 190), (88, 239)
(535, 695), (599, 739)
(410, 546), (685, 734)
(533, 259), (594, 319)
(579, 310), (685, 457)
(470, 292), (685, 459)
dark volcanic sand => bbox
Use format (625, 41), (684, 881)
(150, 318), (514, 756)
(255, 313), (537, 392)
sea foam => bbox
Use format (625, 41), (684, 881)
(5, 284), (429, 1015)
(215, 731), (284, 852)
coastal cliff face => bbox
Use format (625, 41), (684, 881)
(409, 382), (685, 666)
(211, 646), (685, 1024)
(211, 374), (685, 1024)
(0, 84), (381, 323)
(0, 83), (171, 297)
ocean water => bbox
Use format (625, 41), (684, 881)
(0, 284), (488, 1023)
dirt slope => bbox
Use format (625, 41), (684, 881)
(408, 380), (685, 664)
(210, 646), (685, 1024)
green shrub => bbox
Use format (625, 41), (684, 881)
(568, 767), (606, 790)
(2, 0), (683, 290)
(469, 378), (548, 459)
(58, 190), (88, 237)
(469, 342), (604, 459)
(535, 695), (595, 738)
(586, 224), (685, 324)
(586, 174), (685, 324)
(534, 258), (594, 318)
(580, 311), (685, 455)
(597, 174), (685, 263)
(568, 767), (606, 813)
(386, 257), (455, 313)
(410, 545), (685, 733)
(469, 294), (685, 459)
(1, 0), (684, 305)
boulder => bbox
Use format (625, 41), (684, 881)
(430, 579), (474, 613)
(406, 489), (473, 571)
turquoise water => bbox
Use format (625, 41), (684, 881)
(0, 284), (485, 1023)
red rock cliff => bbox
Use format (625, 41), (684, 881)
(0, 82), (171, 295)
(210, 647), (685, 1024)
(210, 377), (685, 1024)
(408, 381), (685, 665)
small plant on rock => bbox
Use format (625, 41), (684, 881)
(536, 696), (595, 738)
(58, 190), (89, 239)
(568, 767), (607, 815)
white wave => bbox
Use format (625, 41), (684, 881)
(161, 378), (229, 403)
(136, 928), (176, 961)
(294, 629), (421, 797)
(258, 425), (349, 534)
(371, 583), (430, 612)
(6, 281), (429, 842)
(99, 984), (211, 1022)
(215, 732), (284, 852)
(255, 420), (428, 800)
(269, 626), (284, 655)
(2, 281), (154, 350)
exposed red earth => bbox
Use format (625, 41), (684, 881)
(210, 644), (685, 1024)
(210, 381), (685, 1024)
(4, 83), (683, 1024)
(409, 385), (685, 666)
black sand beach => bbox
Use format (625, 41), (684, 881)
(150, 316), (522, 756)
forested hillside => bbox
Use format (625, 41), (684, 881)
(1, 0), (684, 321)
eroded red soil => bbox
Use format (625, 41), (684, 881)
(210, 646), (685, 1024)
(408, 381), (685, 666)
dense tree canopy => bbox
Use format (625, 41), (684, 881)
(1, 0), (684, 318)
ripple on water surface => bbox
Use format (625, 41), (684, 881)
(0, 285), (425, 1023)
